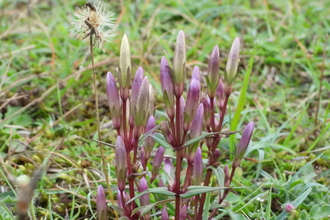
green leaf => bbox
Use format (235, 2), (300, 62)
(202, 191), (211, 220)
(0, 201), (14, 219)
(228, 210), (247, 220)
(310, 204), (330, 218)
(138, 125), (159, 145)
(183, 131), (210, 147)
(150, 133), (172, 149)
(181, 186), (234, 198)
(126, 187), (175, 204)
(131, 199), (174, 216)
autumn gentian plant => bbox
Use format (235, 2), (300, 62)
(104, 31), (254, 220)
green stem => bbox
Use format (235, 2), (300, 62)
(89, 34), (114, 206)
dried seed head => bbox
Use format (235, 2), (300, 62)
(71, 2), (117, 48)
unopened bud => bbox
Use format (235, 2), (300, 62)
(151, 146), (165, 182)
(225, 37), (240, 85)
(179, 205), (187, 220)
(106, 72), (121, 129)
(285, 204), (295, 213)
(138, 177), (150, 206)
(206, 45), (220, 98)
(96, 185), (107, 220)
(115, 136), (127, 192)
(233, 122), (254, 168)
(135, 77), (150, 127)
(119, 34), (131, 90)
(173, 30), (186, 85)
(192, 147), (203, 185)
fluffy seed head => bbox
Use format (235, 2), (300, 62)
(71, 2), (117, 48)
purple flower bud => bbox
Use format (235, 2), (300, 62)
(184, 79), (201, 131)
(151, 146), (165, 182)
(213, 149), (221, 162)
(140, 146), (147, 170)
(160, 56), (175, 113)
(225, 37), (240, 85)
(117, 190), (123, 209)
(119, 34), (131, 90)
(192, 66), (201, 82)
(179, 205), (187, 220)
(173, 30), (186, 85)
(161, 122), (173, 145)
(135, 77), (150, 127)
(148, 84), (155, 117)
(115, 136), (127, 192)
(96, 185), (107, 220)
(233, 122), (254, 168)
(206, 45), (220, 98)
(161, 207), (169, 220)
(138, 177), (150, 206)
(216, 79), (225, 109)
(158, 178), (165, 187)
(190, 104), (204, 139)
(130, 67), (144, 117)
(164, 158), (174, 186)
(192, 147), (203, 185)
(144, 116), (156, 160)
(285, 204), (295, 213)
(106, 72), (121, 130)
(201, 96), (211, 127)
(179, 96), (185, 140)
(187, 104), (204, 162)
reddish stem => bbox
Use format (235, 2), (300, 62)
(210, 97), (216, 131)
(197, 95), (230, 218)
(208, 167), (237, 219)
(174, 95), (183, 219)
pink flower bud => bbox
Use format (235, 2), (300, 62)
(216, 79), (225, 109)
(140, 146), (147, 170)
(225, 37), (240, 85)
(164, 158), (174, 186)
(233, 122), (254, 168)
(192, 66), (201, 82)
(138, 177), (150, 206)
(130, 67), (144, 119)
(135, 77), (150, 127)
(213, 149), (221, 162)
(192, 147), (203, 185)
(173, 30), (186, 85)
(161, 122), (173, 145)
(96, 185), (107, 220)
(161, 207), (169, 220)
(285, 204), (295, 213)
(144, 116), (156, 160)
(106, 72), (121, 130)
(115, 136), (127, 192)
(190, 104), (204, 139)
(151, 146), (165, 182)
(201, 96), (211, 127)
(160, 56), (175, 114)
(119, 34), (131, 90)
(206, 45), (220, 98)
(148, 84), (154, 117)
(179, 205), (187, 220)
(184, 79), (201, 131)
(158, 178), (165, 187)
